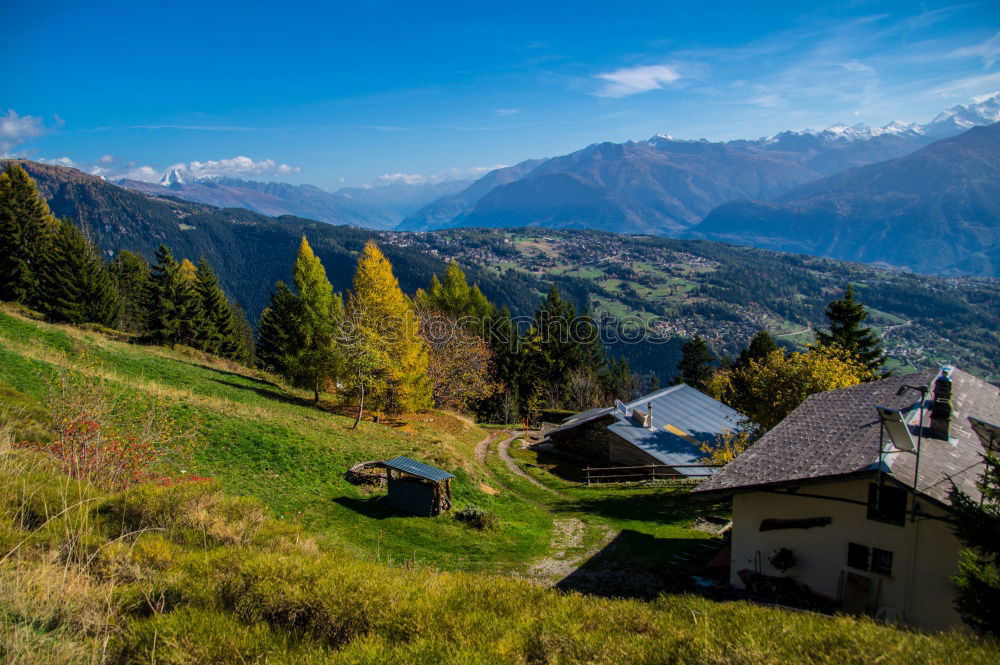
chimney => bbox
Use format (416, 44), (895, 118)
(930, 365), (953, 439)
(647, 401), (654, 430)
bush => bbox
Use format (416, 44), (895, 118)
(455, 504), (500, 531)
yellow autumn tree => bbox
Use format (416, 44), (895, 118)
(708, 345), (875, 430)
(347, 240), (432, 413)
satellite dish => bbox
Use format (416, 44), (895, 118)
(876, 406), (915, 452)
(969, 417), (1000, 452)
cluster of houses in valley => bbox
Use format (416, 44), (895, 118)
(547, 365), (999, 632)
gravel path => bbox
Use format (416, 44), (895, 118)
(498, 434), (561, 495)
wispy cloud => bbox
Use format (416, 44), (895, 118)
(0, 109), (50, 154)
(592, 64), (681, 98)
(948, 31), (1000, 69)
(493, 108), (521, 116)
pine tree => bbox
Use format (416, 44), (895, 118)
(949, 453), (1000, 635)
(109, 250), (151, 333)
(257, 281), (303, 374)
(146, 245), (202, 346)
(194, 258), (232, 356)
(674, 336), (716, 392)
(736, 330), (780, 368)
(815, 284), (884, 372)
(348, 240), (431, 413)
(37, 218), (119, 326)
(289, 237), (343, 402)
(0, 163), (57, 304)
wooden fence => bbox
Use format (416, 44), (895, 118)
(582, 463), (721, 485)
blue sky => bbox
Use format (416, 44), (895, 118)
(2, 0), (998, 187)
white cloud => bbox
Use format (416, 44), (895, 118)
(948, 32), (1000, 69)
(493, 108), (521, 116)
(0, 109), (48, 154)
(38, 156), (76, 167)
(376, 164), (508, 186)
(169, 155), (301, 179)
(98, 154), (114, 164)
(593, 64), (681, 98)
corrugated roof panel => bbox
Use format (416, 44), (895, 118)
(606, 384), (743, 475)
(383, 456), (455, 482)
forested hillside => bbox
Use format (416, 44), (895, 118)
(10, 160), (1000, 383)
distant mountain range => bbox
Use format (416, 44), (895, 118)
(692, 122), (1000, 277)
(120, 173), (470, 230)
(398, 93), (1000, 238)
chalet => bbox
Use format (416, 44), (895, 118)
(548, 384), (743, 475)
(694, 366), (1000, 631)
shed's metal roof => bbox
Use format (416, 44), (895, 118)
(383, 456), (455, 482)
(606, 385), (743, 474)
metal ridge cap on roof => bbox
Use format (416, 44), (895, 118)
(624, 384), (686, 409)
(382, 455), (455, 482)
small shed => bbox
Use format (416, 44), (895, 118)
(383, 456), (455, 517)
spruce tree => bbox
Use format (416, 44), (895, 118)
(674, 335), (716, 392)
(37, 218), (119, 326)
(109, 250), (151, 333)
(348, 240), (431, 413)
(949, 453), (1000, 635)
(815, 284), (884, 372)
(289, 237), (343, 402)
(257, 281), (303, 374)
(736, 330), (780, 369)
(146, 245), (201, 346)
(0, 163), (57, 305)
(194, 258), (229, 355)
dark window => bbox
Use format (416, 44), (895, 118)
(847, 542), (870, 570)
(867, 483), (908, 525)
(871, 548), (893, 576)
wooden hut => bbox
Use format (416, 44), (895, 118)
(382, 456), (454, 517)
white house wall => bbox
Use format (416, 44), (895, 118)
(729, 477), (962, 631)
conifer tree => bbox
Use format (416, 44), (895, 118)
(736, 330), (780, 368)
(348, 240), (431, 413)
(194, 258), (232, 356)
(146, 245), (202, 346)
(674, 336), (716, 392)
(257, 281), (303, 374)
(289, 237), (343, 402)
(109, 250), (151, 333)
(414, 260), (494, 327)
(949, 453), (1000, 635)
(816, 284), (884, 372)
(37, 218), (119, 326)
(0, 163), (57, 304)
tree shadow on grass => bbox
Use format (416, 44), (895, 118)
(556, 529), (727, 599)
(210, 378), (317, 408)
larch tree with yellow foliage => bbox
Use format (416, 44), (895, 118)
(708, 345), (875, 431)
(347, 240), (432, 414)
(288, 236), (344, 403)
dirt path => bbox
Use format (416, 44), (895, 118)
(526, 518), (617, 583)
(474, 430), (500, 464)
(498, 434), (562, 495)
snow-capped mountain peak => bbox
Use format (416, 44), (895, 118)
(925, 91), (1000, 137)
(160, 168), (187, 187)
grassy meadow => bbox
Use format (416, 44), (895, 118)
(1, 306), (998, 664)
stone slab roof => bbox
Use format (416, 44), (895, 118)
(694, 368), (1000, 506)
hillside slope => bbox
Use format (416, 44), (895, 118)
(693, 123), (1000, 276)
(2, 311), (998, 664)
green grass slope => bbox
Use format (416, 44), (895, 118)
(0, 307), (551, 572)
